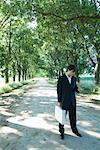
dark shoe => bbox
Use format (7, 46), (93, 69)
(59, 123), (64, 134)
(60, 133), (64, 139)
(59, 123), (64, 139)
(73, 131), (82, 137)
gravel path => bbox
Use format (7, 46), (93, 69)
(0, 78), (100, 150)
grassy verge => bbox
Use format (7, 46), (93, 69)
(79, 82), (100, 95)
(48, 78), (57, 84)
(0, 79), (35, 95)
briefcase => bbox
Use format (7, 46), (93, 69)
(55, 105), (66, 124)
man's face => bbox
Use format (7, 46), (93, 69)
(67, 70), (75, 76)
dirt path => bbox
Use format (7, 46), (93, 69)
(0, 78), (100, 150)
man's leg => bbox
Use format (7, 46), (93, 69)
(69, 105), (77, 131)
(59, 123), (64, 139)
(69, 105), (82, 137)
(58, 110), (67, 139)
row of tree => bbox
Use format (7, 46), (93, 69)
(34, 0), (100, 84)
(0, 0), (40, 83)
(0, 0), (100, 84)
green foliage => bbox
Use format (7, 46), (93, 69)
(0, 80), (32, 95)
(20, 80), (30, 85)
(35, 69), (48, 77)
(0, 0), (40, 82)
(80, 83), (99, 94)
(34, 0), (100, 82)
(9, 82), (23, 89)
(0, 85), (13, 94)
(0, 0), (100, 84)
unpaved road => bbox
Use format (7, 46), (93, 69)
(0, 78), (100, 150)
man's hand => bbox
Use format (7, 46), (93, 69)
(77, 87), (80, 93)
(58, 102), (62, 107)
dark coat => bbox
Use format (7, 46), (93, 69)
(57, 74), (79, 110)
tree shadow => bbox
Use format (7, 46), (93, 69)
(0, 83), (100, 150)
(0, 114), (100, 150)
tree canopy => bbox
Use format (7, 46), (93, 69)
(0, 0), (100, 84)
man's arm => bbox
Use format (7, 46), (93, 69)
(75, 77), (80, 93)
(57, 76), (62, 103)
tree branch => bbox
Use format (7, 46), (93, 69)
(0, 15), (10, 27)
(76, 25), (96, 68)
(38, 11), (100, 22)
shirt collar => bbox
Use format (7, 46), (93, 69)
(66, 73), (72, 78)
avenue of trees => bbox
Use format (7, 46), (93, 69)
(0, 0), (100, 85)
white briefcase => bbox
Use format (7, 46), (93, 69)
(55, 105), (66, 124)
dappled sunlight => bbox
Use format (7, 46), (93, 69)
(40, 101), (54, 104)
(77, 101), (100, 110)
(0, 78), (100, 150)
(26, 88), (57, 97)
(77, 120), (92, 127)
(27, 148), (38, 150)
(84, 130), (100, 139)
(36, 113), (56, 124)
(0, 126), (22, 137)
(0, 108), (14, 117)
(0, 96), (20, 118)
(7, 114), (57, 132)
(6, 111), (60, 136)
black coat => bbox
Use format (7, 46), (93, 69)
(57, 74), (79, 110)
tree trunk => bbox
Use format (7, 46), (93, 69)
(18, 65), (21, 82)
(13, 75), (16, 82)
(61, 68), (63, 76)
(25, 70), (27, 80)
(18, 70), (21, 81)
(5, 64), (9, 83)
(75, 67), (80, 82)
(28, 73), (30, 79)
(12, 64), (16, 82)
(5, 20), (12, 83)
(95, 57), (100, 85)
(22, 69), (25, 80)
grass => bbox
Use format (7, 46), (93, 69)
(80, 76), (99, 94)
(79, 82), (99, 94)
(0, 85), (13, 94)
(0, 79), (34, 95)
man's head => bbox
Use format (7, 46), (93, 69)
(66, 64), (76, 76)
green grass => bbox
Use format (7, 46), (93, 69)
(79, 82), (100, 94)
(0, 80), (34, 95)
(80, 75), (99, 94)
(9, 82), (23, 89)
(0, 85), (13, 94)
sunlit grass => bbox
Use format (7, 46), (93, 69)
(0, 79), (35, 95)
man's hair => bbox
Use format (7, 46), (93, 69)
(67, 64), (76, 72)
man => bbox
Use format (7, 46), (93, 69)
(57, 64), (82, 139)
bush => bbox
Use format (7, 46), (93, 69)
(9, 83), (20, 89)
(80, 83), (98, 94)
(16, 82), (23, 87)
(21, 80), (29, 85)
(1, 85), (13, 94)
(0, 80), (32, 95)
(0, 88), (5, 94)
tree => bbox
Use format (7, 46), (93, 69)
(34, 0), (100, 84)
(0, 0), (39, 83)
